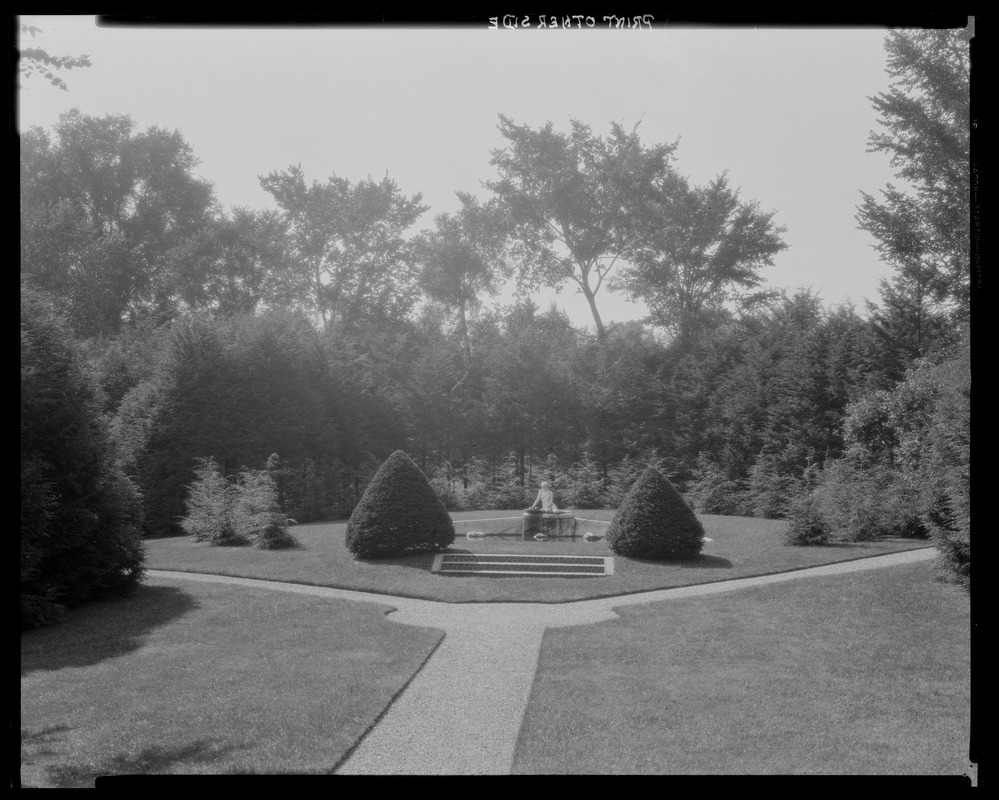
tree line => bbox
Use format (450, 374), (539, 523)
(21, 28), (971, 625)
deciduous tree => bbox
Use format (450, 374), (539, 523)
(259, 165), (427, 331)
(166, 206), (290, 316)
(487, 116), (675, 340)
(415, 191), (511, 367)
(20, 110), (215, 336)
(622, 171), (787, 346)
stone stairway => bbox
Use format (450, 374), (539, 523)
(431, 552), (613, 576)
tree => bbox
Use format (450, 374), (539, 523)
(21, 285), (145, 628)
(180, 456), (243, 545)
(17, 20), (91, 91)
(621, 171), (787, 346)
(20, 110), (215, 336)
(918, 346), (970, 589)
(839, 343), (969, 583)
(235, 465), (298, 549)
(475, 301), (586, 486)
(783, 492), (833, 546)
(857, 25), (972, 357)
(259, 164), (427, 331)
(345, 450), (455, 558)
(166, 206), (291, 316)
(128, 311), (338, 535)
(415, 191), (511, 368)
(487, 116), (675, 340)
(606, 466), (704, 560)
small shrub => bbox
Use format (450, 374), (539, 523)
(686, 457), (748, 515)
(462, 482), (490, 511)
(561, 452), (607, 509)
(844, 503), (881, 542)
(485, 482), (528, 511)
(345, 450), (455, 558)
(747, 455), (802, 520)
(606, 466), (704, 560)
(180, 457), (246, 545)
(809, 459), (929, 542)
(254, 518), (300, 549)
(182, 459), (300, 549)
(783, 493), (832, 546)
(236, 467), (298, 549)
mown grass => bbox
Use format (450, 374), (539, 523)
(23, 512), (958, 782)
(513, 558), (972, 776)
(20, 578), (443, 787)
(144, 511), (935, 604)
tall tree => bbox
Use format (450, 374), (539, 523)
(259, 165), (427, 331)
(487, 116), (675, 340)
(166, 206), (291, 316)
(21, 285), (145, 628)
(621, 171), (787, 346)
(857, 25), (972, 358)
(414, 191), (511, 368)
(20, 110), (215, 336)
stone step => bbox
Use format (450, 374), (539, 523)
(431, 553), (614, 577)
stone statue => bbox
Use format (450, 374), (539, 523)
(529, 482), (558, 512)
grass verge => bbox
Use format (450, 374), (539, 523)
(20, 577), (443, 787)
(144, 511), (935, 604)
(512, 558), (972, 776)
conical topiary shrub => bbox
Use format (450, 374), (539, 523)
(346, 450), (456, 558)
(606, 466), (704, 560)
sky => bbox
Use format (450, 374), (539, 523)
(17, 14), (937, 331)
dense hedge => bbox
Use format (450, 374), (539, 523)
(345, 450), (455, 558)
(21, 286), (146, 628)
(606, 466), (704, 560)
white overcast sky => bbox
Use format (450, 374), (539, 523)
(18, 15), (953, 330)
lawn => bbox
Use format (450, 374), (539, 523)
(20, 578), (443, 787)
(513, 557), (972, 776)
(144, 510), (936, 604)
(22, 512), (964, 783)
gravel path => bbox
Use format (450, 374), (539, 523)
(147, 546), (937, 775)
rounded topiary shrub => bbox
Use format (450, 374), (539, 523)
(606, 466), (704, 560)
(346, 450), (456, 558)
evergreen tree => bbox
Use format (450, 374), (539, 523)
(857, 26), (972, 357)
(180, 457), (243, 544)
(21, 285), (145, 628)
(236, 465), (298, 549)
(345, 450), (455, 558)
(606, 466), (704, 560)
(783, 492), (832, 546)
(686, 454), (746, 516)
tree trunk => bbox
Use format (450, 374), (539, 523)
(581, 276), (607, 340)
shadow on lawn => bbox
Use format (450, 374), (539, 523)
(625, 553), (734, 570)
(21, 585), (199, 675)
(45, 739), (252, 788)
(350, 551), (439, 571)
(21, 725), (72, 760)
